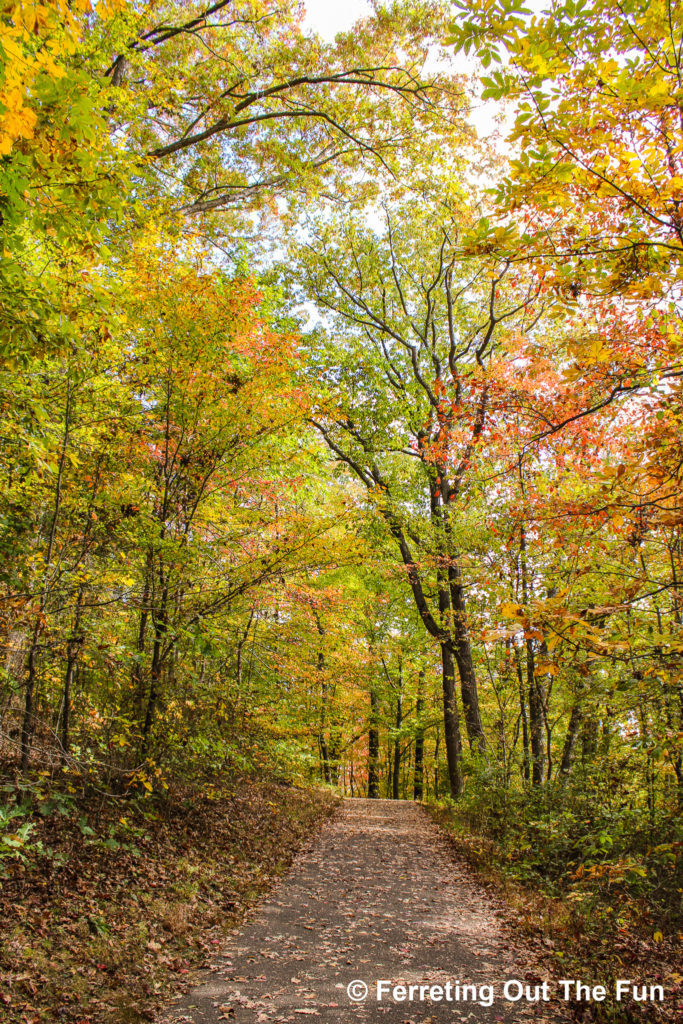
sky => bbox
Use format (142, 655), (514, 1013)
(301, 0), (373, 41)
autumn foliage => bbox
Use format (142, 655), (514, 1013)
(0, 2), (682, 1017)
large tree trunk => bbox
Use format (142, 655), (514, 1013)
(559, 703), (583, 777)
(436, 553), (465, 798)
(413, 671), (424, 800)
(441, 639), (464, 797)
(368, 688), (380, 798)
(450, 572), (486, 752)
(581, 714), (599, 761)
(443, 511), (486, 753)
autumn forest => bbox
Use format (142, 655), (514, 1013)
(0, 0), (682, 1021)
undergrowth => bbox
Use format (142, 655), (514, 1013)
(0, 765), (337, 1024)
(431, 777), (682, 1023)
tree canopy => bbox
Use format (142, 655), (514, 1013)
(0, 0), (681, 973)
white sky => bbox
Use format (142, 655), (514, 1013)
(302, 0), (373, 40)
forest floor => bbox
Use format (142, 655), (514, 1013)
(0, 774), (336, 1024)
(2, 792), (679, 1024)
(430, 805), (681, 1024)
(160, 799), (577, 1024)
(430, 802), (679, 1019)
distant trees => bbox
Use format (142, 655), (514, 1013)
(0, 237), (344, 777)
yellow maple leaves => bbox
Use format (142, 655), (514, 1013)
(0, 0), (106, 156)
(0, 2), (72, 155)
(0, 85), (37, 154)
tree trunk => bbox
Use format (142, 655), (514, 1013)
(581, 714), (599, 760)
(559, 703), (583, 777)
(519, 520), (545, 786)
(20, 620), (41, 771)
(132, 552), (153, 716)
(386, 733), (393, 797)
(449, 565), (486, 752)
(441, 639), (464, 797)
(21, 379), (73, 769)
(234, 608), (255, 723)
(60, 584), (85, 762)
(392, 669), (402, 800)
(413, 671), (424, 800)
(314, 613), (332, 784)
(141, 582), (168, 757)
(319, 733), (332, 785)
(514, 643), (530, 782)
(528, 651), (546, 786)
(368, 688), (380, 798)
(328, 728), (342, 785)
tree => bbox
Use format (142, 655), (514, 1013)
(103, 0), (466, 220)
(296, 198), (542, 795)
(450, 0), (683, 297)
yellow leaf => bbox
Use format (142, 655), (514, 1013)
(501, 602), (523, 618)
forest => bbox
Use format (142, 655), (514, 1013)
(0, 0), (681, 1021)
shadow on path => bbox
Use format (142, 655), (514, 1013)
(160, 798), (566, 1024)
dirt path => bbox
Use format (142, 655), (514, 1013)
(160, 799), (567, 1024)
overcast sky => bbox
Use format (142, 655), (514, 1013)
(301, 0), (373, 40)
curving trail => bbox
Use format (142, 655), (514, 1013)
(160, 799), (566, 1024)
